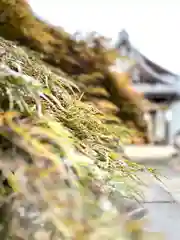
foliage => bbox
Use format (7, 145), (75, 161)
(0, 0), (148, 143)
(0, 1), (152, 239)
(0, 36), (147, 239)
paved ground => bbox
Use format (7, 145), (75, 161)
(125, 145), (180, 239)
(124, 145), (177, 163)
(138, 170), (180, 239)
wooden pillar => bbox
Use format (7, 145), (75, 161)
(144, 111), (155, 144)
(164, 109), (172, 145)
(151, 110), (157, 144)
(155, 110), (164, 144)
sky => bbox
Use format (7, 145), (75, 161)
(28, 0), (180, 74)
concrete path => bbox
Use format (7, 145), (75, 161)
(140, 172), (180, 240)
(125, 145), (180, 239)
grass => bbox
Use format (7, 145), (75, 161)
(0, 0), (149, 143)
(0, 36), (146, 239)
(0, 1), (153, 238)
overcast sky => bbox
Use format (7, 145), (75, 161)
(29, 0), (180, 74)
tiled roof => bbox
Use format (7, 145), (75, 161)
(117, 30), (179, 85)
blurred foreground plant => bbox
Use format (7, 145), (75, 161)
(0, 37), (148, 240)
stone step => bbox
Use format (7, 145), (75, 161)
(141, 231), (166, 240)
(124, 145), (177, 163)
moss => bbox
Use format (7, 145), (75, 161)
(86, 98), (119, 115)
(85, 87), (111, 98)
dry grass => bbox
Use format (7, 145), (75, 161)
(0, 0), (148, 142)
(0, 1), (152, 239)
(0, 36), (146, 240)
